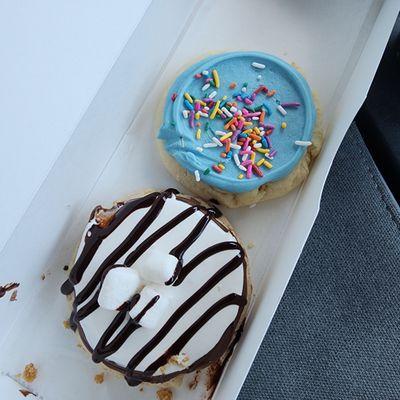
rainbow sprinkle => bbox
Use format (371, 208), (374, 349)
(179, 62), (302, 180)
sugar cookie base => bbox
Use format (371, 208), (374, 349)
(65, 190), (252, 397)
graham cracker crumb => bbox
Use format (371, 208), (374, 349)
(139, 387), (144, 392)
(156, 388), (173, 400)
(246, 241), (255, 249)
(169, 352), (189, 367)
(10, 290), (18, 301)
(23, 363), (38, 383)
(94, 372), (105, 384)
(77, 343), (83, 348)
(95, 208), (117, 228)
(63, 320), (71, 329)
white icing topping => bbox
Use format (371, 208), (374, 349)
(74, 195), (246, 375)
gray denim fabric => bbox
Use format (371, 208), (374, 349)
(238, 123), (400, 400)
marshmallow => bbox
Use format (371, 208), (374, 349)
(98, 266), (140, 310)
(135, 249), (177, 284)
(129, 286), (169, 329)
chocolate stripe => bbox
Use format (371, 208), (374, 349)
(124, 206), (199, 267)
(92, 294), (160, 363)
(73, 193), (169, 304)
(65, 192), (161, 291)
(144, 293), (245, 374)
(173, 241), (243, 286)
(126, 253), (244, 370)
(75, 291), (100, 322)
(167, 214), (212, 284)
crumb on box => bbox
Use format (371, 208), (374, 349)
(63, 265), (69, 272)
(10, 290), (18, 301)
(41, 274), (46, 281)
(63, 319), (71, 329)
(19, 389), (36, 397)
(23, 363), (38, 383)
(94, 372), (105, 384)
(77, 343), (83, 348)
(139, 387), (144, 392)
(246, 241), (255, 249)
(156, 388), (173, 400)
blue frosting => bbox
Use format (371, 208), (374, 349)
(158, 51), (316, 193)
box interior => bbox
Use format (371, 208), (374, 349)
(0, 0), (395, 399)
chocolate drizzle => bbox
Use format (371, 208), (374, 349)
(0, 282), (20, 299)
(61, 189), (247, 386)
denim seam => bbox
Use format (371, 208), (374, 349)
(353, 135), (400, 232)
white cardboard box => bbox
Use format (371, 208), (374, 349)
(0, 1), (398, 399)
(0, 0), (152, 253)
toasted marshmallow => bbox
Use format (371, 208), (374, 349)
(129, 285), (169, 329)
(98, 266), (140, 310)
(135, 249), (177, 284)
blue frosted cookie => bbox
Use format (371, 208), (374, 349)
(158, 52), (322, 207)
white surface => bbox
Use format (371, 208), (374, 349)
(0, 0), (398, 399)
(0, 0), (152, 252)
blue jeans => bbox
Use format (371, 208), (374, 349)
(238, 123), (400, 400)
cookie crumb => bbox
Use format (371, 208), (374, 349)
(41, 274), (46, 281)
(158, 365), (167, 374)
(169, 352), (189, 367)
(10, 290), (18, 301)
(95, 208), (117, 228)
(23, 363), (38, 383)
(139, 387), (144, 392)
(63, 320), (71, 329)
(63, 265), (69, 271)
(247, 242), (255, 249)
(156, 388), (173, 400)
(94, 372), (105, 384)
(77, 343), (83, 348)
